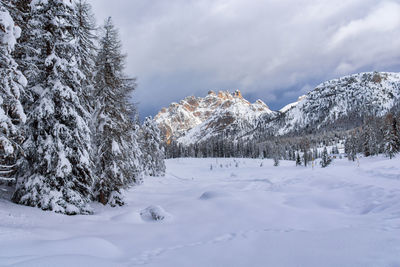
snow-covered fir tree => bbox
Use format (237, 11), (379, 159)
(0, 3), (26, 184)
(320, 147), (331, 168)
(12, 0), (95, 215)
(383, 114), (400, 159)
(344, 135), (357, 161)
(92, 17), (142, 206)
(4, 0), (39, 111)
(139, 116), (166, 177)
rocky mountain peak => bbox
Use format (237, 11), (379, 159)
(155, 72), (400, 146)
(155, 90), (274, 144)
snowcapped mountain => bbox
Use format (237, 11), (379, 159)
(155, 90), (277, 144)
(257, 72), (400, 136)
(279, 95), (306, 113)
(155, 72), (400, 145)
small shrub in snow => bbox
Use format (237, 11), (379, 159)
(199, 190), (230, 200)
(296, 153), (302, 166)
(140, 205), (168, 221)
(273, 157), (279, 167)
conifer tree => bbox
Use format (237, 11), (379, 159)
(383, 114), (400, 159)
(139, 116), (166, 177)
(92, 17), (142, 206)
(12, 0), (95, 215)
(320, 147), (331, 167)
(296, 152), (301, 166)
(73, 0), (97, 112)
(345, 135), (357, 161)
(73, 0), (97, 81)
(273, 156), (279, 167)
(4, 0), (39, 110)
(0, 4), (26, 184)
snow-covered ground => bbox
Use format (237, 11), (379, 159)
(1, 156), (400, 267)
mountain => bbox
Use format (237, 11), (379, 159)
(155, 72), (400, 145)
(256, 72), (400, 137)
(154, 90), (277, 145)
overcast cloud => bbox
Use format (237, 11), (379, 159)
(89, 0), (400, 118)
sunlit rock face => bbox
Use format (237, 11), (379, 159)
(155, 90), (276, 145)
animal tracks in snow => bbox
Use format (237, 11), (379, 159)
(129, 227), (305, 265)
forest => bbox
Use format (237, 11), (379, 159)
(166, 112), (400, 166)
(1, 0), (400, 216)
(0, 0), (165, 214)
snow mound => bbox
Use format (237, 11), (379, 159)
(111, 211), (143, 224)
(9, 255), (120, 267)
(199, 190), (230, 200)
(140, 205), (171, 222)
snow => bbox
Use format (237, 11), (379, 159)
(279, 95), (306, 113)
(155, 90), (277, 145)
(275, 72), (400, 135)
(56, 150), (72, 178)
(112, 140), (121, 155)
(140, 205), (172, 222)
(0, 9), (19, 51)
(1, 156), (400, 266)
(0, 136), (14, 155)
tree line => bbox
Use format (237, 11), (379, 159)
(166, 112), (400, 165)
(0, 0), (165, 214)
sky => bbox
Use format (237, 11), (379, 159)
(89, 0), (400, 119)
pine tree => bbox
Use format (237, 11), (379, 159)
(383, 114), (400, 159)
(271, 144), (280, 166)
(0, 4), (26, 184)
(345, 135), (357, 161)
(12, 0), (95, 215)
(320, 147), (331, 168)
(303, 150), (309, 166)
(361, 120), (374, 157)
(273, 156), (279, 167)
(296, 152), (301, 166)
(139, 116), (166, 176)
(92, 17), (142, 206)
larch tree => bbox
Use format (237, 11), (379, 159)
(73, 0), (97, 108)
(93, 17), (142, 207)
(12, 0), (95, 215)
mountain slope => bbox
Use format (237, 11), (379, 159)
(257, 72), (400, 136)
(155, 72), (400, 145)
(155, 90), (277, 144)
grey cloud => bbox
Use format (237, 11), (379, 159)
(89, 0), (400, 117)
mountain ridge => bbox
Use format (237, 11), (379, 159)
(155, 72), (400, 145)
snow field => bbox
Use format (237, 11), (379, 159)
(1, 156), (400, 266)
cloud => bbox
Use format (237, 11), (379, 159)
(330, 2), (400, 48)
(89, 0), (400, 117)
